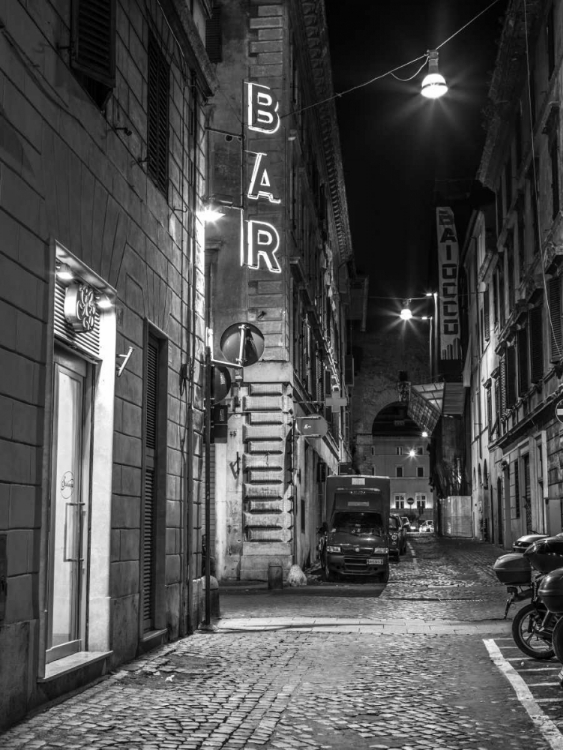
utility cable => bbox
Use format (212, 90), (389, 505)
(282, 0), (504, 120)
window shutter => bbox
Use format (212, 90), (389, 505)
(142, 338), (159, 631)
(529, 306), (544, 383)
(483, 288), (490, 340)
(71, 0), (116, 88)
(147, 33), (170, 195)
(549, 277), (563, 362)
(206, 4), (222, 63)
(517, 327), (529, 395)
(506, 345), (517, 407)
(499, 352), (507, 416)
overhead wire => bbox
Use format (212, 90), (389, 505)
(280, 0), (504, 121)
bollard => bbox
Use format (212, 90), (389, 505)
(268, 562), (283, 589)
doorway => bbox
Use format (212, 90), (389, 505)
(47, 349), (91, 663)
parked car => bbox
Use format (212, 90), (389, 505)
(419, 520), (434, 533)
(389, 514), (408, 557)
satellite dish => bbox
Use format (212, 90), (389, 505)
(220, 323), (264, 367)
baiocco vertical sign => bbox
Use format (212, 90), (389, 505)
(436, 207), (461, 360)
(243, 82), (282, 274)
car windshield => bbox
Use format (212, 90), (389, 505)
(389, 517), (400, 529)
(332, 512), (383, 536)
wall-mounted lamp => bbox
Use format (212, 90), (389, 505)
(56, 262), (74, 283)
(199, 203), (225, 223)
(96, 294), (113, 311)
(421, 50), (448, 99)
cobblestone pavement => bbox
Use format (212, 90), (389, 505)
(2, 535), (561, 750)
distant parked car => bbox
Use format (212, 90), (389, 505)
(419, 520), (434, 533)
(389, 514), (408, 557)
(400, 516), (416, 532)
(512, 533), (548, 553)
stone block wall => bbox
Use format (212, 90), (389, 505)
(0, 0), (211, 727)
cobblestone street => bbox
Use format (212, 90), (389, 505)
(2, 535), (562, 750)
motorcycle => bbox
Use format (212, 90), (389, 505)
(493, 536), (563, 660)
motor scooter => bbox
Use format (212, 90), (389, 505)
(493, 536), (563, 660)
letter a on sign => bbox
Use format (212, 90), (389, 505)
(247, 220), (281, 273)
(248, 152), (280, 204)
(246, 82), (280, 134)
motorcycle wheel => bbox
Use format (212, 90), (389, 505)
(551, 616), (563, 662)
(512, 602), (554, 660)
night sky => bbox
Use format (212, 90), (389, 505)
(326, 0), (507, 313)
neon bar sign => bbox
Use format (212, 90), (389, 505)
(243, 82), (282, 274)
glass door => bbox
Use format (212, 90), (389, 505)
(47, 351), (89, 663)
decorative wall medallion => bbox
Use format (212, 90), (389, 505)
(61, 471), (75, 499)
(64, 282), (97, 332)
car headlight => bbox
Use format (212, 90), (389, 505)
(373, 547), (388, 554)
(326, 545), (341, 553)
(391, 533), (398, 540)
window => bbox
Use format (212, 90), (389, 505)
(486, 384), (492, 438)
(396, 466), (403, 478)
(147, 32), (170, 195)
(517, 327), (529, 396)
(547, 5), (556, 78)
(483, 287), (490, 341)
(496, 177), (504, 235)
(529, 305), (544, 383)
(506, 231), (515, 312)
(549, 277), (563, 362)
(417, 467), (424, 478)
(506, 344), (517, 409)
(205, 1), (222, 62)
(550, 137), (560, 218)
(70, 0), (116, 109)
(394, 493), (405, 509)
(513, 459), (521, 519)
(544, 105), (560, 218)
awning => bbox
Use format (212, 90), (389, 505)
(406, 381), (466, 434)
(407, 383), (444, 435)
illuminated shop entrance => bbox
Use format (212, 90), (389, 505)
(47, 349), (91, 663)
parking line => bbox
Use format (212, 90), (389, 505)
(484, 639), (563, 749)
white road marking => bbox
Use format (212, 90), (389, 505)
(484, 639), (563, 749)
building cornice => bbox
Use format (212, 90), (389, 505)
(291, 0), (353, 264)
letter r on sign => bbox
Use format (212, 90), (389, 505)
(247, 220), (281, 273)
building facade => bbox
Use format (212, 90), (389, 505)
(0, 0), (215, 728)
(204, 0), (358, 580)
(463, 0), (563, 549)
